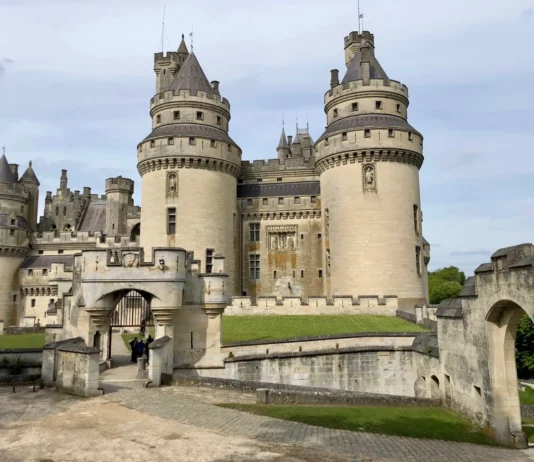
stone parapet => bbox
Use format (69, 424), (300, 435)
(325, 79), (409, 106)
(150, 88), (231, 113)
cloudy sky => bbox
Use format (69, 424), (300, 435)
(1, 0), (533, 275)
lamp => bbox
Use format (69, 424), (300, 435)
(159, 258), (165, 271)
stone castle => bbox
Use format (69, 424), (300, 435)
(0, 30), (429, 331)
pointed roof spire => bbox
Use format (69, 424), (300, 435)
(20, 160), (40, 186)
(177, 33), (189, 56)
(168, 52), (213, 95)
(277, 127), (289, 150)
(0, 153), (17, 184)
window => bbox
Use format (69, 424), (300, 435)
(168, 137), (174, 145)
(196, 111), (203, 120)
(364, 129), (371, 138)
(278, 197), (284, 205)
(58, 250), (64, 254)
(294, 197), (301, 205)
(324, 137), (329, 146)
(318, 233), (322, 239)
(150, 140), (155, 148)
(273, 270), (277, 279)
(249, 223), (260, 242)
(21, 205), (24, 213)
(396, 104), (401, 113)
(413, 204), (419, 234)
(10, 229), (14, 236)
(257, 178), (262, 182)
(13, 294), (16, 302)
(28, 269), (33, 276)
(173, 111), (180, 120)
(227, 144), (232, 151)
(333, 108), (338, 118)
(408, 131), (413, 141)
(216, 116), (222, 125)
(375, 100), (382, 110)
(38, 250), (43, 255)
(342, 132), (347, 141)
(352, 102), (359, 111)
(300, 233), (304, 240)
(205, 249), (214, 273)
(310, 196), (317, 203)
(416, 246), (421, 275)
(167, 207), (176, 234)
(318, 269), (323, 278)
(63, 206), (66, 215)
(262, 198), (268, 206)
(246, 198), (252, 206)
(156, 114), (161, 123)
(249, 254), (260, 280)
(277, 177), (282, 182)
(42, 269), (48, 276)
(300, 270), (304, 278)
(189, 137), (196, 145)
(31, 299), (36, 307)
(388, 129), (394, 138)
(10, 218), (15, 225)
(210, 139), (216, 148)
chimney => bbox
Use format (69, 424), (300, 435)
(60, 169), (68, 189)
(211, 80), (220, 94)
(9, 164), (19, 181)
(330, 69), (339, 88)
(83, 186), (91, 197)
(288, 135), (293, 145)
(360, 38), (371, 85)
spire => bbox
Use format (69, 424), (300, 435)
(0, 154), (17, 184)
(19, 160), (40, 186)
(168, 52), (213, 95)
(277, 127), (289, 150)
(177, 33), (189, 56)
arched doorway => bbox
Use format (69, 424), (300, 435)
(130, 223), (140, 243)
(486, 300), (527, 446)
(430, 375), (440, 399)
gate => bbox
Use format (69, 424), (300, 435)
(107, 290), (153, 359)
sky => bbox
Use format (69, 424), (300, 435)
(0, 0), (533, 276)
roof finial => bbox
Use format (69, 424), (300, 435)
(29, 160), (32, 167)
(306, 112), (309, 132)
(296, 115), (299, 132)
(282, 110), (285, 129)
(2, 146), (5, 156)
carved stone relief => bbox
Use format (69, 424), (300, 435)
(362, 163), (376, 192)
(266, 225), (298, 251)
(122, 252), (139, 268)
(166, 171), (178, 198)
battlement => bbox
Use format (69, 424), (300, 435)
(0, 182), (29, 198)
(226, 295), (399, 316)
(344, 30), (374, 47)
(150, 88), (231, 112)
(105, 176), (134, 193)
(127, 206), (141, 218)
(240, 156), (316, 173)
(475, 243), (534, 274)
(32, 230), (102, 245)
(325, 78), (409, 104)
(154, 51), (179, 63)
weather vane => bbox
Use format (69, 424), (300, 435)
(189, 27), (194, 51)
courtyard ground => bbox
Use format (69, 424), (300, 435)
(221, 315), (427, 343)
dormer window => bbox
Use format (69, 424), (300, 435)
(278, 197), (284, 205)
(10, 229), (14, 236)
(173, 111), (180, 120)
(364, 129), (371, 138)
(396, 104), (401, 113)
(168, 137), (174, 145)
(324, 137), (329, 146)
(388, 129), (394, 138)
(375, 101), (383, 110)
(156, 114), (161, 123)
(227, 144), (232, 151)
(408, 131), (413, 141)
(333, 109), (338, 118)
(28, 269), (33, 276)
(189, 137), (196, 145)
(294, 197), (301, 204)
(342, 132), (347, 141)
(196, 111), (203, 120)
(42, 269), (48, 276)
(150, 140), (155, 148)
(352, 102), (359, 111)
(10, 218), (15, 226)
(216, 116), (222, 125)
(210, 139), (216, 148)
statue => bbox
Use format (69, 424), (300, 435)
(169, 174), (177, 192)
(365, 166), (374, 187)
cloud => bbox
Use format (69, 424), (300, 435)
(522, 8), (533, 19)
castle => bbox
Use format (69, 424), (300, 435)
(0, 30), (429, 343)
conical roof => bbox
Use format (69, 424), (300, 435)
(168, 52), (213, 95)
(0, 154), (17, 184)
(177, 34), (189, 56)
(20, 161), (40, 185)
(277, 128), (289, 150)
(341, 49), (388, 84)
(292, 132), (301, 145)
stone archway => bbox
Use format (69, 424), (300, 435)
(430, 375), (440, 400)
(486, 300), (527, 446)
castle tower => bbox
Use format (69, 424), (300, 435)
(105, 176), (134, 237)
(138, 42), (242, 293)
(19, 161), (40, 231)
(276, 127), (290, 160)
(315, 31), (427, 309)
(0, 153), (31, 326)
(154, 34), (189, 94)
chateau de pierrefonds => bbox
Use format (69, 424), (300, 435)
(2, 30), (534, 449)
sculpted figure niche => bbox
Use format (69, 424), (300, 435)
(166, 172), (178, 198)
(362, 164), (376, 192)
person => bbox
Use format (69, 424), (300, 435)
(129, 337), (138, 363)
(145, 335), (154, 363)
(140, 319), (146, 335)
(136, 339), (145, 362)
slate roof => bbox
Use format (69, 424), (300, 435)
(341, 48), (389, 84)
(277, 128), (289, 150)
(458, 276), (476, 297)
(143, 123), (238, 146)
(19, 161), (40, 185)
(168, 52), (213, 95)
(78, 202), (106, 233)
(177, 34), (189, 56)
(318, 114), (420, 141)
(21, 255), (73, 269)
(238, 181), (320, 198)
(0, 213), (30, 230)
(0, 154), (17, 184)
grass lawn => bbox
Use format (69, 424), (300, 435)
(520, 386), (534, 405)
(0, 333), (46, 349)
(218, 404), (497, 446)
(222, 315), (427, 343)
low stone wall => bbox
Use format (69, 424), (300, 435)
(521, 405), (534, 418)
(222, 333), (418, 357)
(226, 295), (398, 316)
(2, 326), (46, 335)
(55, 343), (100, 397)
(0, 348), (43, 383)
(396, 310), (416, 324)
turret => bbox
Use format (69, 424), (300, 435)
(19, 161), (40, 231)
(276, 127), (290, 160)
(138, 41), (241, 293)
(105, 176), (134, 237)
(59, 169), (68, 190)
(154, 34), (190, 94)
(315, 30), (427, 309)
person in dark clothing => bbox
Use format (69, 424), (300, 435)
(145, 335), (154, 363)
(136, 339), (145, 361)
(129, 337), (138, 363)
(140, 319), (146, 335)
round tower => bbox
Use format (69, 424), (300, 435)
(315, 31), (427, 309)
(138, 42), (241, 293)
(105, 176), (134, 237)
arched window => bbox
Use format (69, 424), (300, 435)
(55, 207), (59, 216)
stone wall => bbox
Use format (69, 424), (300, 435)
(225, 295), (398, 315)
(0, 348), (43, 383)
(55, 343), (100, 397)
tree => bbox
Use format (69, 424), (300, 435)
(428, 266), (465, 305)
(516, 314), (534, 379)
